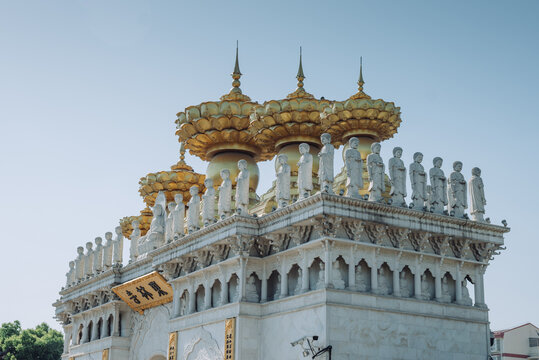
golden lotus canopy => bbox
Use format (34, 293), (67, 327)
(249, 48), (332, 176)
(138, 143), (206, 208)
(175, 45), (266, 193)
(321, 58), (402, 158)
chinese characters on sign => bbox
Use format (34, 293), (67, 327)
(168, 332), (177, 360)
(112, 272), (173, 314)
(224, 318), (236, 360)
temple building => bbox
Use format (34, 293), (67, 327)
(53, 49), (510, 360)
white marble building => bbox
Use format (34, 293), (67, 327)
(54, 53), (510, 360)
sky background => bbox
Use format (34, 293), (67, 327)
(0, 1), (537, 332)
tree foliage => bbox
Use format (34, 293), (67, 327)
(0, 321), (63, 360)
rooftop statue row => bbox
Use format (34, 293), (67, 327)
(64, 227), (123, 288)
(127, 133), (489, 257)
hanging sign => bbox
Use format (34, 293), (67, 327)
(112, 271), (173, 314)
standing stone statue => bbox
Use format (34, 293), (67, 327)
(318, 133), (334, 194)
(165, 202), (176, 243)
(187, 185), (200, 233)
(469, 167), (487, 222)
(84, 242), (94, 279)
(147, 204), (165, 246)
(377, 267), (390, 295)
(448, 161), (467, 218)
(273, 274), (281, 300)
(399, 272), (411, 297)
(291, 268), (301, 295)
(172, 194), (185, 238)
(275, 154), (291, 208)
(66, 261), (75, 287)
(218, 169), (232, 219)
(388, 147), (407, 207)
(367, 142), (385, 202)
(355, 265), (368, 292)
(421, 274), (432, 300)
(332, 261), (345, 289)
(235, 160), (250, 215)
(113, 226), (124, 265)
(75, 246), (85, 282)
(93, 237), (103, 274)
(202, 178), (215, 226)
(297, 143), (313, 199)
(129, 220), (140, 262)
(316, 262), (325, 290)
(345, 137), (363, 198)
(245, 275), (260, 302)
(429, 157), (447, 214)
(440, 277), (451, 303)
(409, 152), (427, 211)
(460, 280), (473, 306)
(103, 232), (113, 269)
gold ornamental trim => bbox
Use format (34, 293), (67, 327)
(224, 317), (236, 360)
(112, 271), (173, 314)
(168, 332), (178, 360)
(102, 349), (109, 360)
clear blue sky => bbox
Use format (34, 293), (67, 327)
(1, 1), (537, 332)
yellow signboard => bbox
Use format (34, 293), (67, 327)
(168, 332), (177, 360)
(102, 349), (109, 360)
(224, 318), (236, 360)
(112, 271), (173, 314)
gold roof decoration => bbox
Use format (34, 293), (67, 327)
(286, 47), (314, 100)
(175, 44), (271, 161)
(320, 58), (402, 147)
(138, 143), (206, 208)
(249, 48), (332, 152)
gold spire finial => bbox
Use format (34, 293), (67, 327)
(287, 46), (313, 99)
(297, 46), (305, 84)
(349, 56), (371, 100)
(171, 142), (193, 171)
(220, 41), (251, 101)
(358, 56), (364, 91)
(233, 40), (241, 76)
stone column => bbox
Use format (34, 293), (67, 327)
(112, 305), (120, 337)
(172, 284), (181, 317)
(455, 267), (462, 304)
(435, 269), (442, 302)
(348, 248), (356, 290)
(221, 277), (229, 305)
(281, 260), (288, 298)
(324, 241), (332, 288)
(370, 261), (378, 294)
(414, 269), (422, 299)
(474, 267), (486, 307)
(63, 324), (72, 354)
(204, 280), (212, 310)
(239, 257), (246, 302)
(261, 265), (268, 303)
(188, 284), (196, 314)
(80, 324), (86, 344)
(301, 253), (309, 293)
(392, 267), (400, 297)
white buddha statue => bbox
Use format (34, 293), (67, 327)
(367, 142), (385, 202)
(318, 133), (334, 194)
(469, 167), (487, 222)
(297, 143), (313, 199)
(345, 137), (363, 199)
(218, 169), (232, 219)
(388, 146), (406, 207)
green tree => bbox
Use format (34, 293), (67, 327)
(0, 321), (63, 360)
